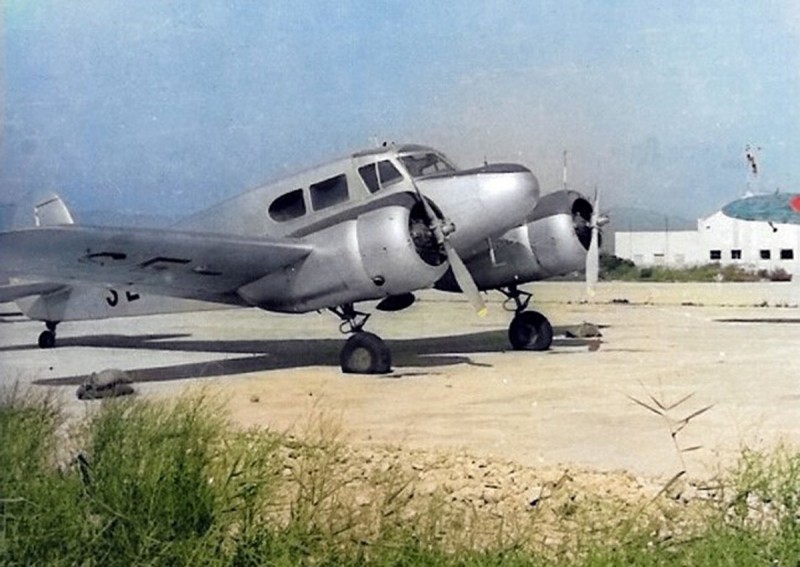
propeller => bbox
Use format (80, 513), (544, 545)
(585, 189), (600, 297)
(409, 179), (488, 316)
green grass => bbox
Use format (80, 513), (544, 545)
(4, 388), (800, 565)
(600, 254), (793, 283)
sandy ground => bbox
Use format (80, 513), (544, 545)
(3, 281), (800, 485)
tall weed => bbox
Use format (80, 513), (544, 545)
(5, 387), (800, 565)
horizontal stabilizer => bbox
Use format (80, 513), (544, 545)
(0, 281), (67, 302)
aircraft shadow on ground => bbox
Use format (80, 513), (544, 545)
(29, 326), (600, 386)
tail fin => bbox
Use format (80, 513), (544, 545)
(34, 194), (74, 226)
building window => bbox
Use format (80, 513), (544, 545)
(709, 250), (722, 261)
(310, 174), (349, 210)
(653, 253), (665, 265)
(731, 249), (742, 260)
(780, 249), (794, 260)
(760, 249), (771, 260)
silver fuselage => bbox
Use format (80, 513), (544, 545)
(177, 144), (540, 260)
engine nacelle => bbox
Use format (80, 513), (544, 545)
(436, 190), (593, 291)
(238, 197), (448, 312)
(526, 190), (593, 277)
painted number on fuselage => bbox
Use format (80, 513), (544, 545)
(106, 289), (141, 307)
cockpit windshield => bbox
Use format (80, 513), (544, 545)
(399, 152), (457, 179)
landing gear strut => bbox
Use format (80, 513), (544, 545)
(500, 285), (553, 351)
(331, 304), (391, 374)
(38, 321), (59, 349)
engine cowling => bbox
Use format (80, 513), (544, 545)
(436, 190), (593, 291)
(238, 196), (448, 312)
(526, 190), (594, 277)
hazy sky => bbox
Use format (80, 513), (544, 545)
(2, 1), (799, 220)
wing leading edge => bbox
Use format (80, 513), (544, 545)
(0, 226), (312, 304)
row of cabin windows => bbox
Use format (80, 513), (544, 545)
(267, 160), (403, 222)
(709, 249), (795, 261)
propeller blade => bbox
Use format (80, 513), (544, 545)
(409, 177), (487, 315)
(409, 178), (441, 232)
(586, 189), (600, 296)
(445, 240), (488, 316)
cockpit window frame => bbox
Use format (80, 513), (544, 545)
(358, 159), (404, 194)
(399, 152), (457, 179)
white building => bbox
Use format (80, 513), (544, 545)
(614, 211), (800, 274)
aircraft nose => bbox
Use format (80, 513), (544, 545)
(414, 163), (541, 251)
(476, 164), (541, 222)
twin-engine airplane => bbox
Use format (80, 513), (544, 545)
(0, 144), (599, 374)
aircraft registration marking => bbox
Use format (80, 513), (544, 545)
(105, 289), (141, 307)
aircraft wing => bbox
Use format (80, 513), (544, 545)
(0, 226), (312, 304)
(722, 194), (800, 225)
(0, 281), (68, 303)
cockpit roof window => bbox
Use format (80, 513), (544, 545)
(399, 152), (456, 179)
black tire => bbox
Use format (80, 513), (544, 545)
(38, 330), (56, 349)
(340, 332), (392, 374)
(508, 311), (553, 351)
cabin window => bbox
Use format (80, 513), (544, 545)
(731, 249), (742, 260)
(781, 249), (794, 260)
(359, 164), (379, 193)
(400, 153), (456, 178)
(709, 250), (721, 261)
(760, 249), (771, 260)
(378, 160), (403, 186)
(268, 189), (306, 222)
(358, 160), (403, 193)
(310, 174), (349, 210)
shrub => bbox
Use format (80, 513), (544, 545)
(768, 268), (793, 282)
(600, 256), (794, 284)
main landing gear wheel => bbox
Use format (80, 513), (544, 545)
(340, 332), (392, 374)
(38, 321), (59, 349)
(509, 311), (553, 351)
